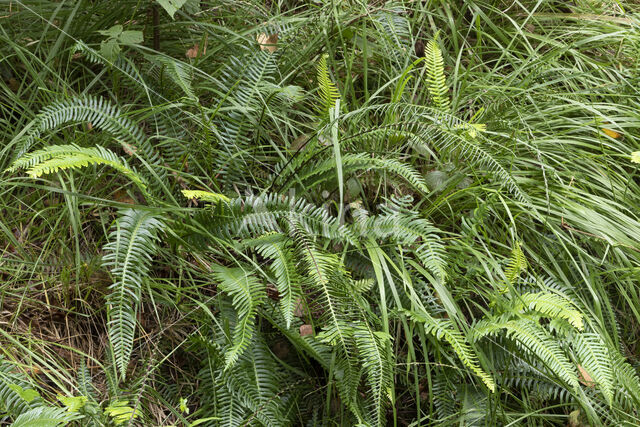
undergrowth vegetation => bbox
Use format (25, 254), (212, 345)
(1, 0), (640, 425)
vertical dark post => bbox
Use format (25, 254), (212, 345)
(152, 4), (160, 51)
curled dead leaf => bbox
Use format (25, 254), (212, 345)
(257, 32), (278, 53)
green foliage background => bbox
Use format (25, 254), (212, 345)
(1, 0), (640, 425)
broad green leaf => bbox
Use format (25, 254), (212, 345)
(156, 0), (187, 18)
(100, 38), (120, 61)
(98, 24), (122, 38)
(8, 384), (40, 402)
(57, 395), (88, 412)
(118, 31), (143, 45)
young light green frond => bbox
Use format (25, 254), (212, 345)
(406, 310), (495, 392)
(181, 189), (230, 203)
(212, 265), (266, 368)
(316, 54), (340, 118)
(516, 292), (584, 330)
(572, 333), (614, 406)
(504, 242), (527, 285)
(103, 209), (164, 379)
(424, 34), (450, 111)
(9, 145), (147, 194)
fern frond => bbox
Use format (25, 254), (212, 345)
(181, 189), (229, 203)
(10, 406), (72, 427)
(475, 319), (579, 390)
(572, 333), (614, 406)
(424, 34), (450, 111)
(316, 54), (340, 118)
(516, 292), (584, 330)
(9, 145), (147, 194)
(0, 360), (43, 417)
(255, 238), (302, 329)
(102, 209), (164, 379)
(148, 54), (197, 101)
(212, 265), (266, 368)
(10, 96), (160, 168)
(353, 325), (393, 426)
(406, 310), (495, 392)
(504, 242), (527, 285)
(363, 202), (447, 281)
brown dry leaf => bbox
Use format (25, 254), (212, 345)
(86, 122), (93, 131)
(186, 43), (205, 59)
(299, 324), (313, 337)
(257, 33), (278, 53)
(577, 364), (595, 387)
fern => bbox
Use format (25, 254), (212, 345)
(147, 54), (197, 101)
(515, 292), (584, 330)
(405, 309), (495, 392)
(10, 406), (72, 427)
(316, 54), (340, 118)
(8, 144), (148, 194)
(571, 332), (614, 406)
(504, 242), (527, 285)
(255, 237), (302, 329)
(10, 96), (160, 168)
(475, 319), (580, 390)
(212, 265), (266, 368)
(353, 325), (393, 426)
(102, 209), (164, 379)
(181, 189), (229, 203)
(424, 33), (450, 111)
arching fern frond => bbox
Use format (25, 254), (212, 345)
(8, 145), (147, 195)
(515, 292), (584, 330)
(255, 237), (302, 329)
(147, 54), (197, 101)
(102, 209), (164, 379)
(212, 265), (266, 368)
(10, 96), (158, 166)
(475, 319), (579, 390)
(405, 309), (495, 392)
(572, 332), (614, 406)
(11, 406), (72, 427)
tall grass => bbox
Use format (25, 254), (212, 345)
(1, 0), (639, 425)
